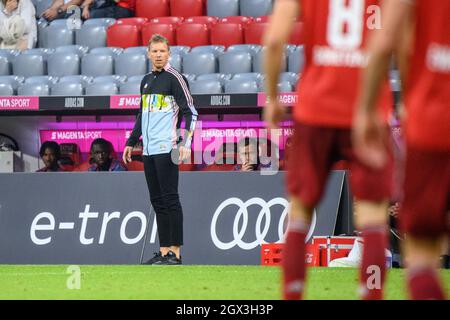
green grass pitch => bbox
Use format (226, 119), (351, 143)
(0, 265), (448, 300)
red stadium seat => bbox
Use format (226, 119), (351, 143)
(184, 16), (218, 27)
(244, 21), (268, 45)
(150, 16), (184, 25)
(141, 23), (176, 46)
(288, 22), (304, 45)
(60, 143), (81, 165)
(220, 16), (254, 25)
(170, 0), (205, 18)
(126, 160), (144, 171)
(254, 16), (269, 23)
(116, 17), (148, 26)
(107, 24), (141, 48)
(135, 0), (170, 19)
(210, 22), (244, 47)
(176, 23), (210, 47)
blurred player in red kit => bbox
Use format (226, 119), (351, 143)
(263, 0), (394, 300)
(354, 0), (449, 300)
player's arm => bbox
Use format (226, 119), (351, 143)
(262, 0), (299, 129)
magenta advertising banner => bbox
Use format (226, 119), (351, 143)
(257, 92), (298, 107)
(110, 95), (141, 109)
(0, 96), (39, 110)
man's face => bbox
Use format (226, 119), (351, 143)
(42, 148), (57, 168)
(148, 42), (170, 71)
(91, 144), (110, 166)
(239, 144), (258, 165)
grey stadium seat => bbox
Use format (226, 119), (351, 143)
(0, 56), (11, 75)
(81, 54), (114, 77)
(227, 44), (262, 56)
(13, 54), (46, 77)
(123, 46), (148, 55)
(51, 82), (84, 96)
(83, 18), (116, 27)
(182, 52), (217, 75)
(225, 79), (258, 93)
(37, 19), (49, 48)
(85, 82), (118, 95)
(42, 26), (75, 48)
(170, 46), (190, 56)
(183, 74), (196, 83)
(232, 72), (264, 84)
(207, 0), (239, 17)
(22, 48), (55, 59)
(0, 83), (13, 95)
(115, 53), (147, 77)
(196, 73), (231, 85)
(17, 83), (50, 96)
(252, 48), (287, 73)
(92, 75), (127, 85)
(119, 80), (141, 94)
(190, 80), (222, 94)
(54, 45), (89, 57)
(279, 72), (299, 86)
(219, 51), (252, 74)
(89, 47), (123, 57)
(191, 45), (225, 57)
(59, 75), (93, 87)
(49, 19), (70, 26)
(258, 80), (292, 92)
(288, 45), (305, 73)
(240, 0), (273, 17)
(25, 76), (59, 86)
(76, 25), (107, 49)
(127, 74), (146, 83)
(48, 53), (80, 77)
(168, 53), (182, 72)
(0, 75), (24, 93)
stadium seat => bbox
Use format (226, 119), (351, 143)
(123, 46), (148, 55)
(289, 22), (304, 45)
(0, 75), (24, 93)
(119, 80), (141, 94)
(168, 53), (182, 71)
(190, 45), (225, 57)
(83, 18), (117, 27)
(232, 72), (264, 85)
(224, 78), (258, 93)
(277, 81), (293, 92)
(141, 23), (176, 46)
(17, 83), (50, 96)
(49, 19), (69, 26)
(288, 45), (305, 73)
(60, 143), (81, 165)
(170, 0), (205, 18)
(285, 44), (297, 56)
(128, 74), (145, 83)
(0, 83), (14, 95)
(189, 79), (222, 94)
(279, 72), (299, 87)
(81, 54), (114, 77)
(115, 53), (147, 76)
(183, 73), (197, 83)
(170, 46), (191, 56)
(207, 0), (239, 18)
(51, 82), (84, 96)
(22, 48), (55, 60)
(107, 24), (141, 48)
(42, 26), (74, 48)
(89, 47), (124, 57)
(48, 53), (80, 77)
(59, 75), (93, 87)
(218, 51), (252, 74)
(227, 44), (262, 56)
(182, 52), (217, 75)
(176, 23), (210, 47)
(210, 22), (244, 48)
(252, 47), (287, 73)
(195, 73), (231, 85)
(24, 75), (59, 86)
(12, 54), (46, 77)
(150, 16), (184, 25)
(75, 25), (107, 49)
(37, 19), (48, 48)
(54, 45), (89, 57)
(85, 82), (118, 95)
(220, 16), (254, 25)
(244, 21), (269, 44)
(135, 0), (169, 20)
(240, 0), (273, 17)
(0, 56), (11, 75)
(184, 16), (218, 27)
(116, 17), (148, 26)
(92, 75), (127, 85)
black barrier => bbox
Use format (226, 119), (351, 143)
(0, 171), (352, 264)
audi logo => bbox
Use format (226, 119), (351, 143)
(210, 197), (317, 250)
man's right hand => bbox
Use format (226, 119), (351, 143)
(122, 146), (133, 164)
(42, 7), (58, 20)
(264, 100), (285, 130)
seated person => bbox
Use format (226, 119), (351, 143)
(41, 0), (83, 22)
(235, 137), (260, 171)
(36, 141), (65, 172)
(202, 142), (237, 171)
(258, 137), (281, 173)
(80, 0), (134, 20)
(88, 138), (127, 171)
(0, 0), (36, 49)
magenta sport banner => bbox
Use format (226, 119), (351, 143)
(0, 96), (39, 110)
(257, 92), (298, 107)
(110, 95), (140, 109)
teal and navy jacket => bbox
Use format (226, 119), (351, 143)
(126, 63), (198, 155)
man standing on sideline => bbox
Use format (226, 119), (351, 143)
(123, 34), (198, 265)
(353, 0), (449, 300)
(263, 0), (393, 299)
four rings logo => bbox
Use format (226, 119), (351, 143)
(210, 197), (317, 250)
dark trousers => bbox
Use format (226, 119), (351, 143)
(143, 152), (183, 247)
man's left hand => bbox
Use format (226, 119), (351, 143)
(178, 146), (191, 162)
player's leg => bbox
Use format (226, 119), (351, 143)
(283, 123), (335, 299)
(399, 147), (449, 300)
(347, 127), (393, 300)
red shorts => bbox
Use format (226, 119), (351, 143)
(399, 146), (450, 238)
(286, 122), (393, 207)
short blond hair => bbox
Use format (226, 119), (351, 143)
(148, 34), (170, 50)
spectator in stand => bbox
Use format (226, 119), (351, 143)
(36, 141), (65, 172)
(202, 142), (237, 171)
(88, 138), (127, 171)
(80, 0), (134, 20)
(0, 0), (36, 49)
(41, 0), (83, 22)
(235, 137), (260, 171)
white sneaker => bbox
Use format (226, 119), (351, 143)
(328, 238), (363, 268)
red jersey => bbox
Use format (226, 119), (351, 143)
(295, 0), (392, 128)
(404, 0), (450, 150)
